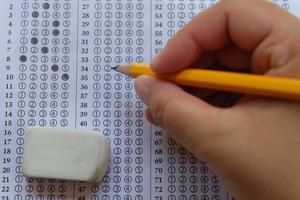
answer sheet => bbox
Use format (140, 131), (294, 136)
(0, 0), (299, 200)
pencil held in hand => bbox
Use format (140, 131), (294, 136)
(112, 63), (300, 101)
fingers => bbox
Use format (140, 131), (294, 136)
(151, 3), (228, 73)
(134, 75), (233, 158)
(216, 44), (251, 71)
(191, 45), (251, 71)
(151, 0), (300, 74)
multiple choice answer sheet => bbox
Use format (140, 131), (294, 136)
(0, 0), (299, 200)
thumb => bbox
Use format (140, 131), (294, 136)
(134, 75), (233, 159)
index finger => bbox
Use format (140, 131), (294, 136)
(151, 0), (297, 74)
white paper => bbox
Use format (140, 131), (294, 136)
(0, 1), (299, 200)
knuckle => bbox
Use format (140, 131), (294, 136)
(254, 30), (300, 77)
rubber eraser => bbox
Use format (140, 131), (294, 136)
(22, 127), (110, 182)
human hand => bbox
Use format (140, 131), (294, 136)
(134, 0), (300, 199)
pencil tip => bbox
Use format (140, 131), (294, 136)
(111, 64), (130, 75)
(111, 65), (119, 71)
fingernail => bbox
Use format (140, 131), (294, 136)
(134, 75), (150, 105)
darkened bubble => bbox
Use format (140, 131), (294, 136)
(19, 55), (27, 63)
(31, 37), (38, 45)
(43, 3), (50, 10)
(62, 73), (69, 81)
(51, 65), (59, 72)
(52, 29), (60, 36)
(41, 47), (49, 54)
(32, 11), (39, 18)
(52, 21), (60, 27)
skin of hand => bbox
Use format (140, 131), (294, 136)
(134, 0), (300, 200)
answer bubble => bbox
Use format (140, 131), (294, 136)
(19, 55), (27, 63)
(62, 73), (69, 81)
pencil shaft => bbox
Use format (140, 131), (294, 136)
(116, 63), (300, 101)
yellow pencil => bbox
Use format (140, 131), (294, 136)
(112, 63), (300, 101)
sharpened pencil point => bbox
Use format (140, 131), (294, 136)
(112, 64), (131, 75)
(111, 65), (119, 71)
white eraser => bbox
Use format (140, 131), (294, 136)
(22, 127), (110, 182)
